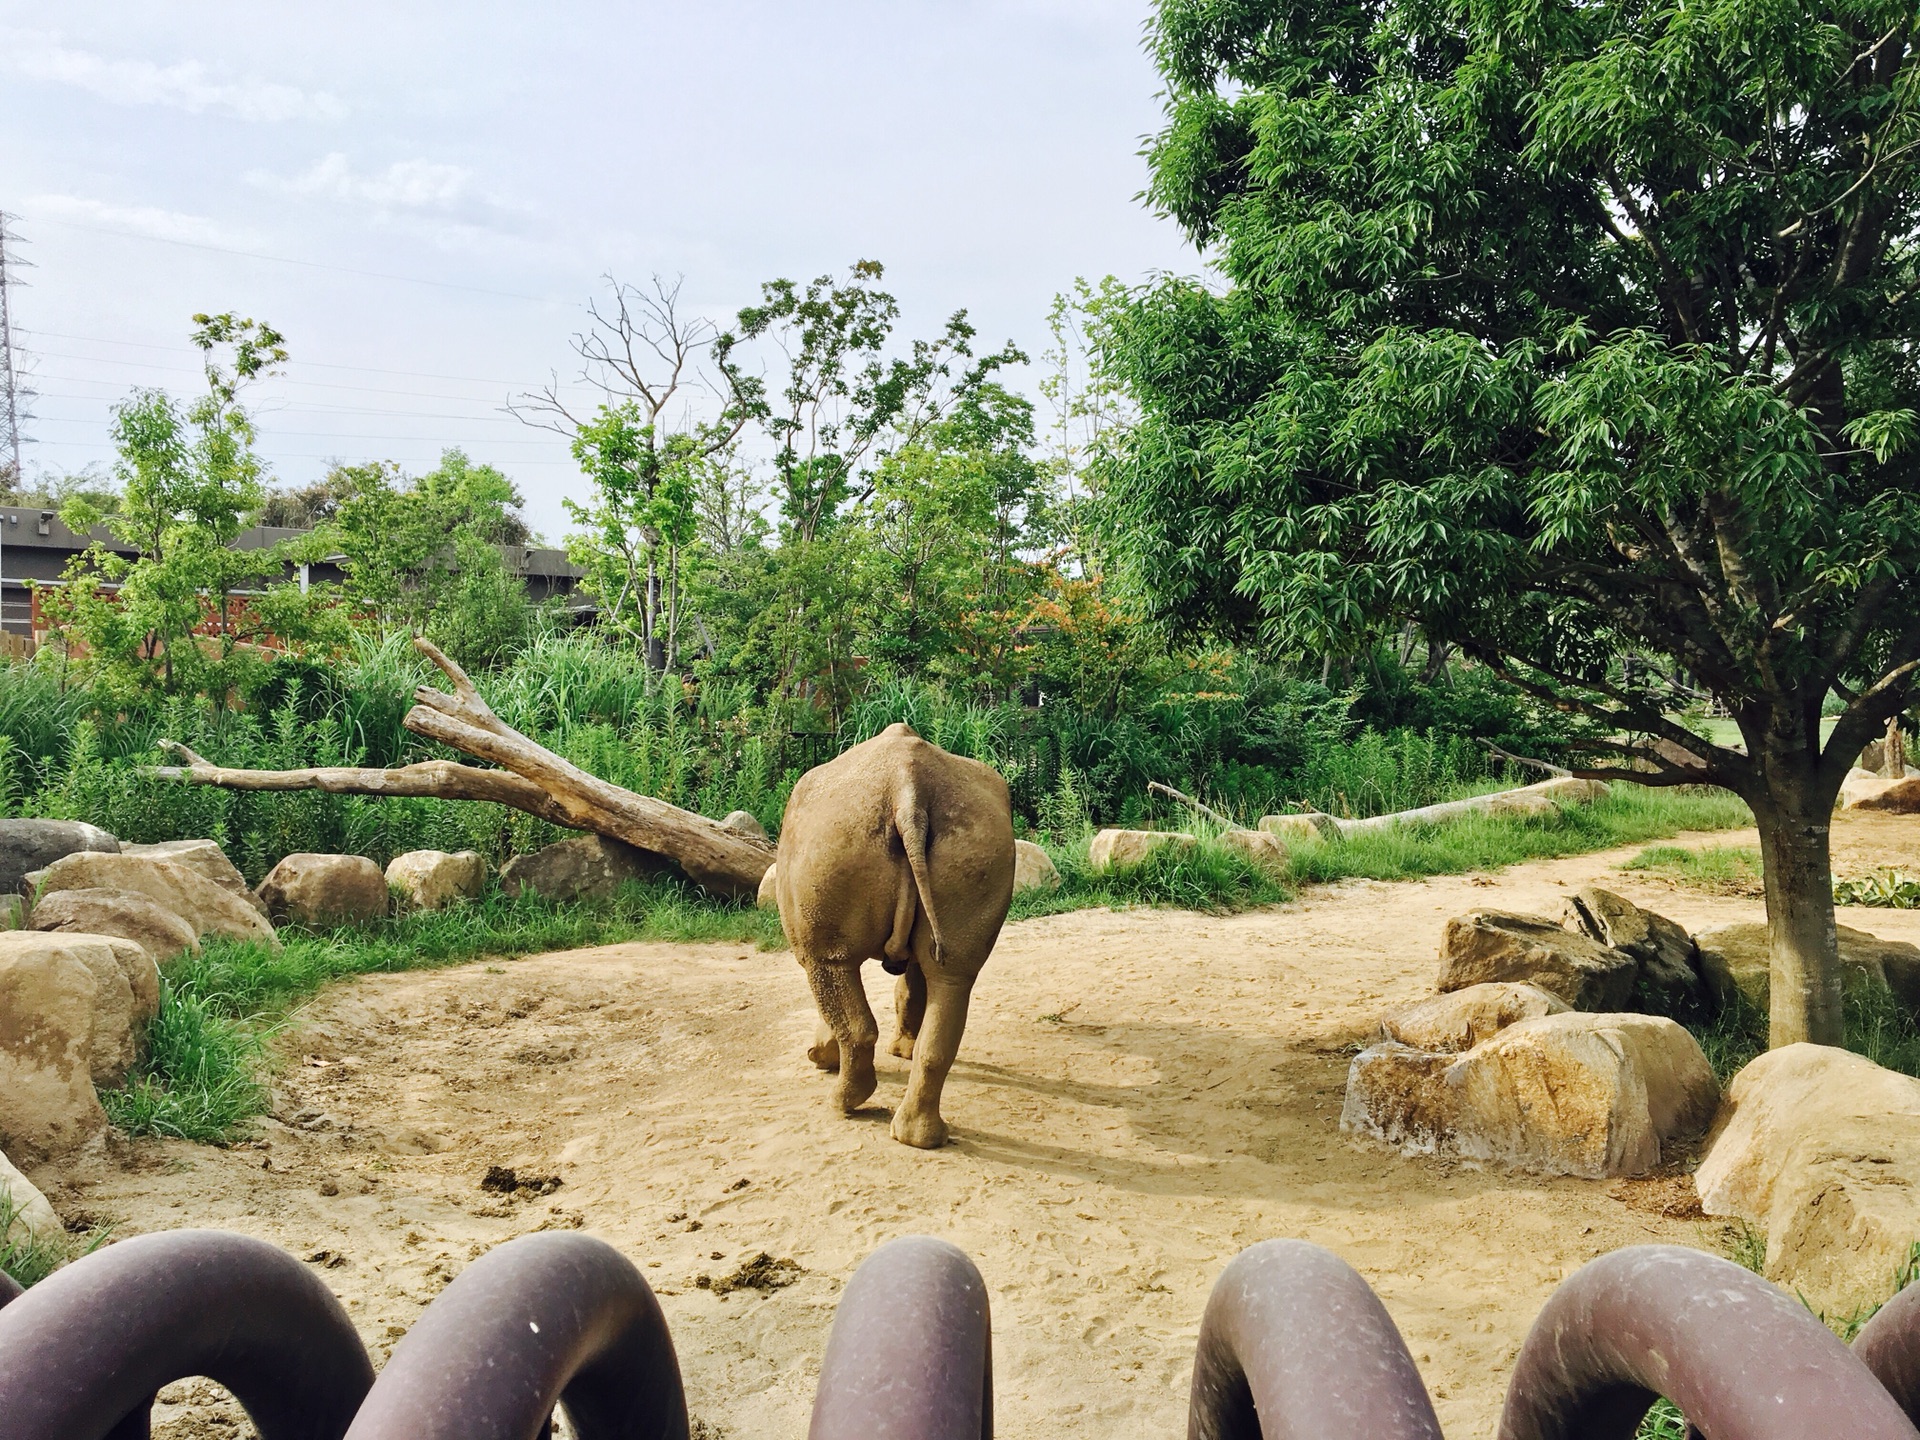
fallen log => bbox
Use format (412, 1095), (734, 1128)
(1331, 776), (1607, 838)
(146, 637), (775, 900)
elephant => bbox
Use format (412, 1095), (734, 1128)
(774, 722), (1015, 1148)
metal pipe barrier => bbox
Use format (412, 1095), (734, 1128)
(1496, 1245), (1919, 1440)
(0, 1267), (20, 1309)
(809, 1235), (992, 1440)
(6, 1232), (1920, 1437)
(343, 1231), (687, 1440)
(0, 1229), (374, 1440)
(1188, 1239), (1441, 1440)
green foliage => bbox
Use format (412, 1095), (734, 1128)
(1621, 845), (1765, 896)
(0, 1191), (104, 1290)
(1011, 828), (1292, 920)
(1835, 869), (1920, 908)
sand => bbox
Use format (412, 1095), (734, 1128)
(50, 813), (1920, 1439)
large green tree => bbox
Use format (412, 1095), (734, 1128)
(1109, 0), (1920, 1045)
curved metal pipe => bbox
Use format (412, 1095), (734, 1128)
(1855, 1277), (1920, 1425)
(809, 1235), (992, 1440)
(0, 1228), (374, 1440)
(1187, 1239), (1441, 1440)
(1496, 1245), (1920, 1440)
(0, 1266), (20, 1309)
(344, 1231), (687, 1440)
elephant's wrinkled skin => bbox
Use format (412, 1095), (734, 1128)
(775, 723), (1014, 1148)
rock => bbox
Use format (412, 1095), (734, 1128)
(123, 839), (267, 917)
(1561, 888), (1701, 1004)
(1438, 909), (1640, 1010)
(1342, 1012), (1720, 1179)
(31, 852), (279, 950)
(499, 834), (668, 903)
(1845, 773), (1920, 813)
(1536, 777), (1610, 805)
(1218, 828), (1288, 874)
(1012, 839), (1060, 895)
(719, 810), (769, 842)
(29, 887), (200, 966)
(385, 850), (488, 911)
(1259, 812), (1339, 841)
(0, 930), (157, 1087)
(1482, 791), (1562, 820)
(757, 862), (779, 911)
(0, 820), (118, 896)
(1088, 829), (1196, 873)
(0, 938), (107, 1162)
(256, 853), (389, 926)
(1377, 982), (1569, 1053)
(1694, 922), (1920, 1014)
(0, 1145), (62, 1244)
(1696, 1043), (1920, 1314)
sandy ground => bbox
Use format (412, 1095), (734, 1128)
(45, 813), (1920, 1439)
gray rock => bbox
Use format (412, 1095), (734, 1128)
(0, 820), (118, 896)
(1438, 909), (1639, 1010)
(256, 854), (389, 927)
(1562, 887), (1701, 1004)
(719, 810), (769, 842)
(500, 834), (668, 903)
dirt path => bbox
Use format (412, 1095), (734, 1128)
(58, 815), (1920, 1438)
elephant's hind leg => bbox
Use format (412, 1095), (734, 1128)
(892, 966), (975, 1149)
(805, 961), (879, 1114)
(890, 959), (926, 1059)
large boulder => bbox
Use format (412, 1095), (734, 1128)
(1694, 922), (1920, 1014)
(29, 887), (200, 966)
(1377, 982), (1569, 1054)
(499, 834), (668, 903)
(256, 853), (389, 926)
(756, 862), (779, 911)
(0, 939), (107, 1163)
(1536, 777), (1610, 805)
(0, 931), (157, 1087)
(1012, 839), (1061, 895)
(1438, 909), (1640, 1011)
(1259, 812), (1339, 842)
(123, 839), (266, 917)
(0, 820), (118, 897)
(1562, 888), (1702, 1005)
(719, 810), (769, 842)
(1343, 1012), (1720, 1179)
(30, 853), (278, 950)
(1697, 1044), (1920, 1314)
(1482, 791), (1562, 820)
(1088, 829), (1196, 873)
(1218, 828), (1288, 874)
(0, 1145), (62, 1244)
(385, 850), (488, 911)
(1843, 768), (1920, 813)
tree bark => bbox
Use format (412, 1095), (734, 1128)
(148, 636), (774, 900)
(1753, 787), (1845, 1048)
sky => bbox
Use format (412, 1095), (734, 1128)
(0, 2), (1197, 543)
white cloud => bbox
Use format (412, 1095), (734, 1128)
(258, 153), (475, 210)
(26, 193), (247, 248)
(0, 29), (344, 122)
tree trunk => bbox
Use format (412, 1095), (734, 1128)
(1753, 790), (1844, 1048)
(148, 637), (774, 899)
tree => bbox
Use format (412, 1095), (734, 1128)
(1108, 0), (1920, 1046)
(43, 314), (340, 699)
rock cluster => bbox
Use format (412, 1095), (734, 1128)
(32, 851), (278, 950)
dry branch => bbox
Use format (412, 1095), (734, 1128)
(148, 637), (775, 899)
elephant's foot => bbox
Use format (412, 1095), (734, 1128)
(808, 1032), (841, 1072)
(888, 1033), (916, 1060)
(890, 1105), (949, 1149)
(837, 1049), (878, 1114)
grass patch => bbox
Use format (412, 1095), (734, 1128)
(1282, 785), (1751, 886)
(0, 1191), (106, 1290)
(1621, 844), (1764, 896)
(1685, 981), (1920, 1085)
(1010, 831), (1290, 920)
(102, 880), (780, 1143)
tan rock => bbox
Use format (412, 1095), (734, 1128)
(1536, 777), (1610, 805)
(1217, 828), (1287, 874)
(1342, 1012), (1719, 1179)
(30, 887), (200, 965)
(1088, 829), (1196, 873)
(499, 834), (668, 903)
(385, 850), (488, 911)
(256, 853), (389, 926)
(1258, 812), (1339, 841)
(1562, 888), (1700, 1001)
(1697, 1044), (1920, 1314)
(1842, 769), (1920, 812)
(756, 862), (779, 911)
(1482, 791), (1561, 820)
(719, 810), (769, 841)
(1694, 922), (1920, 1014)
(0, 931), (156, 1086)
(0, 939), (106, 1163)
(32, 852), (278, 950)
(1378, 982), (1568, 1053)
(124, 839), (267, 916)
(1012, 840), (1061, 895)
(0, 1144), (62, 1244)
(1438, 909), (1639, 1010)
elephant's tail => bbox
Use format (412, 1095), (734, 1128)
(896, 782), (946, 969)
